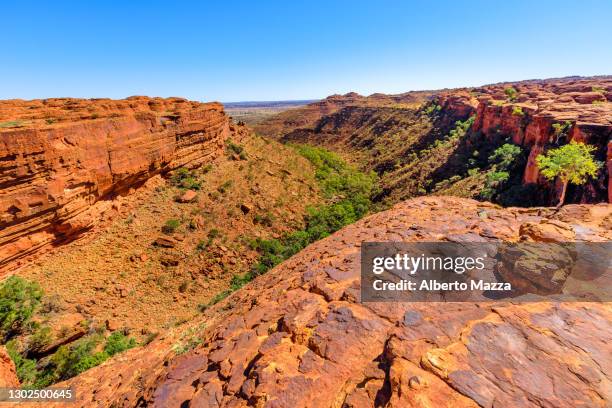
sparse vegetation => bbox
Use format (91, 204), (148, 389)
(0, 120), (26, 128)
(201, 146), (379, 309)
(162, 219), (181, 234)
(512, 106), (524, 116)
(0, 276), (43, 341)
(552, 121), (572, 143)
(250, 146), (378, 275)
(226, 140), (248, 160)
(170, 168), (202, 190)
(217, 180), (233, 194)
(0, 277), (136, 387)
(591, 86), (605, 94)
(504, 87), (518, 101)
(536, 141), (602, 207)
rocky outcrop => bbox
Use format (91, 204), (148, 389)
(0, 346), (19, 387)
(257, 76), (611, 205)
(470, 77), (611, 203)
(40, 196), (611, 407)
(0, 97), (230, 272)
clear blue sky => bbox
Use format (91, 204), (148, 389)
(2, 1), (610, 102)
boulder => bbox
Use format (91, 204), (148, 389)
(176, 190), (198, 203)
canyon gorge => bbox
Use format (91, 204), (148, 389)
(0, 76), (610, 407)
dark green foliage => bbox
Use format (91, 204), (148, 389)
(0, 276), (43, 340)
(479, 143), (524, 201)
(489, 143), (522, 169)
(28, 325), (52, 351)
(226, 141), (248, 160)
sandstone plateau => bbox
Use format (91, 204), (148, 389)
(14, 196), (609, 408)
(0, 97), (231, 272)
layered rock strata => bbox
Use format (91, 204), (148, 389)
(0, 97), (230, 272)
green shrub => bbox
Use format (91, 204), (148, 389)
(226, 141), (244, 155)
(217, 180), (233, 193)
(162, 219), (181, 234)
(489, 143), (522, 170)
(481, 171), (510, 200)
(6, 340), (38, 385)
(504, 87), (518, 101)
(0, 120), (26, 128)
(253, 212), (275, 227)
(28, 325), (53, 351)
(103, 331), (137, 356)
(171, 168), (202, 190)
(512, 106), (524, 116)
(424, 102), (441, 115)
(0, 276), (43, 340)
(552, 121), (572, 140)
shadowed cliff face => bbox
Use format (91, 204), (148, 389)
(256, 76), (611, 206)
(23, 196), (611, 408)
(0, 97), (231, 272)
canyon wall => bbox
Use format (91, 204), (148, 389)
(258, 77), (611, 205)
(0, 97), (230, 272)
(438, 77), (612, 203)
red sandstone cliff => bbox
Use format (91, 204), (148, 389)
(0, 97), (231, 272)
(0, 346), (19, 388)
(257, 76), (611, 205)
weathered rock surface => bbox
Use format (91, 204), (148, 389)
(0, 346), (19, 387)
(0, 97), (230, 273)
(40, 197), (611, 407)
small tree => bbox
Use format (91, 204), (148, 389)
(536, 141), (602, 207)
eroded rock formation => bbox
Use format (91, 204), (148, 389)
(41, 196), (611, 407)
(0, 346), (19, 387)
(257, 76), (611, 205)
(0, 97), (231, 272)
